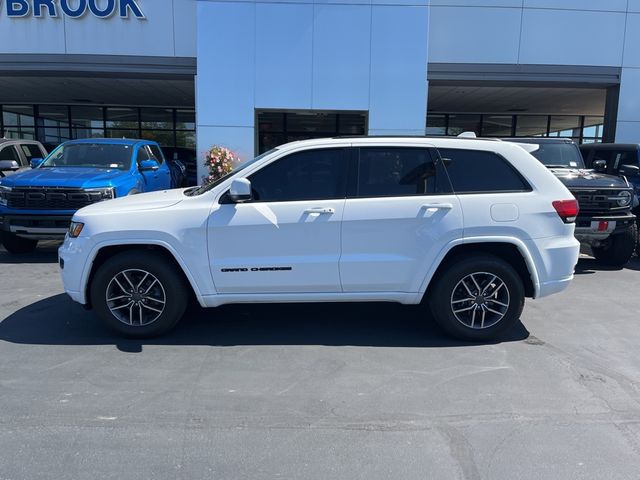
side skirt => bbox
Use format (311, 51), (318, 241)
(200, 292), (420, 308)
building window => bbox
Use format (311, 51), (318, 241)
(2, 105), (36, 140)
(71, 106), (106, 139)
(549, 115), (581, 142)
(426, 113), (604, 144)
(515, 115), (548, 137)
(38, 105), (71, 146)
(426, 114), (447, 136)
(256, 110), (368, 154)
(582, 116), (604, 144)
(482, 115), (513, 137)
(0, 105), (196, 151)
(447, 114), (481, 137)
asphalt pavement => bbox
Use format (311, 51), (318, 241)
(1, 242), (639, 479)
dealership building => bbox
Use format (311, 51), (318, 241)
(1, 0), (639, 180)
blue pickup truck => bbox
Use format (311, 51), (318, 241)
(0, 138), (176, 254)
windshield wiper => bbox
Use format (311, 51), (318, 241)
(545, 164), (571, 168)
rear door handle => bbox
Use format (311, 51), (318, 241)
(421, 203), (453, 210)
(304, 207), (335, 215)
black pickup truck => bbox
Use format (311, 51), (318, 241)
(509, 138), (637, 267)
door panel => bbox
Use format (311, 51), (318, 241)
(340, 146), (463, 292)
(340, 195), (463, 292)
(210, 200), (345, 293)
(209, 146), (349, 294)
(136, 145), (165, 191)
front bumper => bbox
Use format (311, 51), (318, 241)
(59, 235), (93, 305)
(574, 213), (636, 242)
(0, 214), (72, 239)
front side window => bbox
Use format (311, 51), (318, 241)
(20, 144), (44, 162)
(41, 143), (133, 170)
(136, 146), (151, 162)
(0, 145), (21, 164)
(591, 149), (635, 174)
(439, 148), (530, 194)
(354, 147), (451, 198)
(249, 148), (348, 202)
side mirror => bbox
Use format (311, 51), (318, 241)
(620, 164), (640, 177)
(0, 160), (20, 172)
(229, 178), (252, 203)
(30, 158), (44, 169)
(139, 159), (160, 172)
(592, 159), (607, 172)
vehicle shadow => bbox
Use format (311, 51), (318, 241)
(0, 241), (61, 264)
(0, 294), (530, 350)
(574, 256), (640, 274)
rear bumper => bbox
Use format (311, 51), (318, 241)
(574, 213), (635, 241)
(0, 215), (72, 239)
(525, 235), (580, 299)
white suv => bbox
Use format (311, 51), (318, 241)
(59, 137), (580, 341)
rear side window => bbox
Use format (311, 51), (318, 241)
(354, 147), (452, 197)
(249, 148), (348, 202)
(439, 148), (531, 194)
(149, 145), (165, 164)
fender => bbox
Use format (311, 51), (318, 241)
(78, 238), (206, 307)
(415, 236), (541, 302)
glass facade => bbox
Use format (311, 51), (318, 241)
(257, 110), (368, 154)
(426, 113), (604, 144)
(0, 105), (196, 150)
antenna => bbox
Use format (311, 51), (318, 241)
(457, 132), (477, 139)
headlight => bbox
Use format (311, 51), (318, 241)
(0, 185), (12, 207)
(617, 190), (632, 207)
(85, 187), (115, 200)
(68, 221), (85, 238)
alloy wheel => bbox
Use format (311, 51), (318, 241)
(450, 272), (510, 329)
(105, 269), (166, 327)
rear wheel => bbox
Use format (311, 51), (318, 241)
(592, 224), (637, 267)
(428, 254), (525, 341)
(90, 250), (189, 338)
(0, 232), (38, 254)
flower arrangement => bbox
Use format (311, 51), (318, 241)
(203, 146), (239, 184)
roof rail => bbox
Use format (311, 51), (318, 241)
(331, 134), (503, 142)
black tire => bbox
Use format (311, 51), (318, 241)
(428, 254), (525, 342)
(636, 220), (640, 257)
(592, 224), (637, 267)
(0, 232), (38, 254)
(90, 250), (189, 338)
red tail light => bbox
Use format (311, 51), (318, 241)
(552, 199), (579, 223)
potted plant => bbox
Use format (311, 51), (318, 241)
(203, 145), (239, 184)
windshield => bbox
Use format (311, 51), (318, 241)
(186, 148), (278, 196)
(41, 143), (133, 170)
(529, 143), (585, 169)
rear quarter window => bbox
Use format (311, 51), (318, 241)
(438, 148), (531, 194)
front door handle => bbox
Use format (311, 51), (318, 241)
(421, 203), (453, 210)
(304, 207), (335, 215)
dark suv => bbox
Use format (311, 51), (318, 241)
(508, 138), (637, 267)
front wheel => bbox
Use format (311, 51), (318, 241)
(0, 232), (38, 254)
(592, 224), (637, 267)
(90, 250), (189, 338)
(428, 254), (525, 341)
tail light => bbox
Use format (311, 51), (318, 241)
(552, 199), (579, 223)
